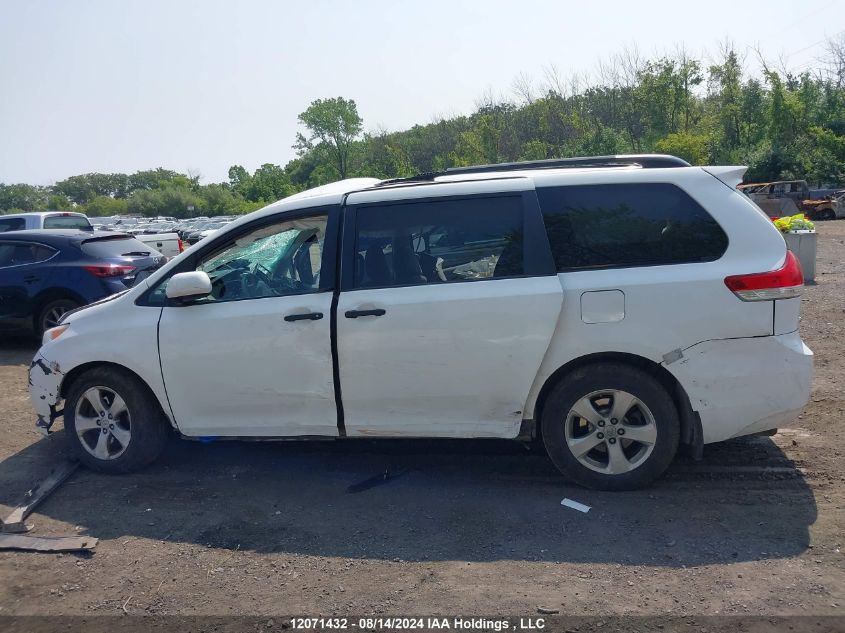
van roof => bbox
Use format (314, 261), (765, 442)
(231, 154), (747, 228)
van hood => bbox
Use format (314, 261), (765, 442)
(58, 289), (131, 325)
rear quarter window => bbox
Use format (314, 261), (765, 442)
(43, 214), (93, 230)
(81, 236), (158, 258)
(536, 183), (728, 271)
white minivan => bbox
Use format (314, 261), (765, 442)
(29, 155), (814, 490)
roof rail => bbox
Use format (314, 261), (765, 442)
(372, 154), (690, 188)
(444, 154), (691, 175)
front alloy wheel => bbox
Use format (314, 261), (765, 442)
(74, 386), (132, 460)
(65, 366), (169, 473)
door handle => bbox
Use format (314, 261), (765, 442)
(23, 276), (40, 284)
(284, 312), (323, 322)
(344, 308), (386, 318)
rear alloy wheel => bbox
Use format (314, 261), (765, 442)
(564, 389), (658, 475)
(37, 298), (79, 335)
(65, 367), (169, 473)
(542, 363), (680, 490)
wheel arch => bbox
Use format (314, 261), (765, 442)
(59, 360), (175, 429)
(532, 351), (701, 452)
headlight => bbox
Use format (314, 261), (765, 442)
(42, 325), (69, 346)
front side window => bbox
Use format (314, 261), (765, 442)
(154, 215), (328, 304)
(537, 183), (728, 271)
(0, 242), (56, 268)
(353, 195), (524, 289)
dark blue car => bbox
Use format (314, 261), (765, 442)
(0, 230), (165, 335)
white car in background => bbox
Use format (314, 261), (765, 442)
(29, 155), (813, 490)
(0, 211), (93, 232)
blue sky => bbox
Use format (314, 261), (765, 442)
(1, 0), (843, 184)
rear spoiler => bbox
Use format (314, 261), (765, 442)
(79, 232), (135, 244)
(704, 166), (748, 189)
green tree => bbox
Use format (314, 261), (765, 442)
(53, 173), (129, 203)
(127, 168), (186, 193)
(82, 196), (129, 217)
(654, 132), (710, 165)
(0, 183), (49, 211)
(295, 97), (363, 179)
(127, 187), (203, 218)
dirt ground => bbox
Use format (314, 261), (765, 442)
(0, 224), (843, 619)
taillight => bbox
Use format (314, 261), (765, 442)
(724, 251), (804, 301)
(178, 238), (184, 253)
(83, 264), (137, 278)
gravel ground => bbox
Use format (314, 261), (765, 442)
(0, 223), (843, 618)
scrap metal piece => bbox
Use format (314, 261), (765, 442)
(560, 498), (591, 513)
(2, 460), (79, 533)
(0, 533), (97, 553)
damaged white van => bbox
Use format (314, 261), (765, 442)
(29, 155), (813, 490)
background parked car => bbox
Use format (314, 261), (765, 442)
(0, 230), (166, 335)
(0, 211), (93, 232)
(739, 180), (842, 220)
(184, 220), (232, 244)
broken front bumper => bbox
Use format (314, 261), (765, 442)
(29, 353), (64, 435)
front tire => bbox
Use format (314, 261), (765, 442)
(65, 367), (169, 473)
(541, 363), (680, 490)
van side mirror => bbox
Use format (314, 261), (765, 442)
(166, 271), (212, 302)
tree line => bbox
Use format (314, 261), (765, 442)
(3, 39), (845, 218)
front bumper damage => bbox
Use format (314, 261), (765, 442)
(29, 353), (64, 436)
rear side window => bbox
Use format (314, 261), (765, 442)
(536, 183), (728, 271)
(0, 242), (57, 267)
(81, 236), (158, 258)
(353, 195), (524, 288)
(43, 214), (92, 230)
(0, 218), (26, 232)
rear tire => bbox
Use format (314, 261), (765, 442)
(64, 367), (170, 474)
(541, 363), (680, 491)
(36, 298), (79, 336)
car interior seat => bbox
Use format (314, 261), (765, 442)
(363, 243), (392, 286)
(391, 236), (427, 285)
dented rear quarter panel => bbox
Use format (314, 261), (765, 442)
(664, 332), (813, 443)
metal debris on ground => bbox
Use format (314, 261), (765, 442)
(2, 460), (80, 533)
(560, 498), (591, 513)
(0, 459), (96, 553)
(0, 533), (97, 553)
